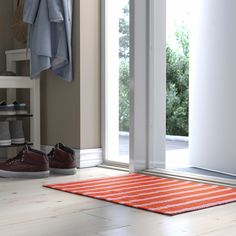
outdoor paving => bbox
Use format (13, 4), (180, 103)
(118, 134), (189, 166)
(118, 135), (236, 179)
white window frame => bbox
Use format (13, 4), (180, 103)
(101, 0), (236, 186)
(147, 0), (166, 170)
(101, 0), (129, 168)
(129, 0), (166, 172)
(101, 0), (166, 171)
(129, 0), (149, 172)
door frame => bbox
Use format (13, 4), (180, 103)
(101, 0), (129, 168)
(101, 0), (236, 186)
(129, 0), (166, 172)
(101, 0), (166, 171)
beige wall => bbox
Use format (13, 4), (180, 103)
(0, 0), (100, 149)
(0, 0), (14, 100)
(79, 0), (101, 149)
(13, 0), (27, 50)
(41, 0), (101, 149)
(0, 0), (14, 72)
(40, 70), (81, 148)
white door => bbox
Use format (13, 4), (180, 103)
(101, 0), (130, 166)
(189, 0), (236, 175)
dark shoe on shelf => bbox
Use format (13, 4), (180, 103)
(48, 143), (77, 175)
(13, 101), (28, 115)
(0, 121), (11, 146)
(0, 145), (49, 178)
(0, 71), (16, 76)
(9, 120), (25, 144)
(0, 101), (16, 115)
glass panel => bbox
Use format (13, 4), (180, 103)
(118, 0), (130, 164)
(148, 0), (236, 180)
(105, 0), (130, 164)
(166, 0), (190, 169)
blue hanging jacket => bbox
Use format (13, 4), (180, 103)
(23, 0), (73, 82)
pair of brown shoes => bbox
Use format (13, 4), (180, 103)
(0, 143), (77, 178)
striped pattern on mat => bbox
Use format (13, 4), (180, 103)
(44, 173), (236, 215)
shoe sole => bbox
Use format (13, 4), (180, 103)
(0, 170), (50, 178)
(11, 138), (25, 144)
(0, 140), (12, 146)
(50, 168), (77, 175)
(0, 111), (16, 115)
(15, 111), (28, 115)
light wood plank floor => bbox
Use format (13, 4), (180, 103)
(1, 167), (236, 236)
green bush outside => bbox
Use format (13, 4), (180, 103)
(166, 25), (189, 136)
(119, 3), (189, 135)
(119, 59), (130, 131)
(119, 4), (130, 132)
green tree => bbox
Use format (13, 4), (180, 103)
(119, 2), (130, 131)
(166, 25), (189, 136)
(119, 59), (130, 131)
(119, 4), (129, 59)
(118, 2), (189, 135)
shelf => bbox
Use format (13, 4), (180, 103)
(0, 76), (34, 89)
(0, 142), (33, 148)
(4, 48), (41, 150)
(5, 49), (30, 61)
(0, 114), (33, 118)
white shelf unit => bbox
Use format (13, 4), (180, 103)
(0, 49), (41, 150)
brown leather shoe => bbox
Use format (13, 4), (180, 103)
(0, 145), (49, 178)
(48, 143), (77, 175)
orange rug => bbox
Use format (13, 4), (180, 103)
(44, 173), (236, 215)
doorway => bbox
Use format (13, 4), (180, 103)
(164, 0), (236, 180)
(103, 0), (236, 183)
(165, 0), (190, 170)
(101, 0), (130, 165)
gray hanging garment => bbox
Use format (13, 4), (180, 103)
(23, 0), (73, 82)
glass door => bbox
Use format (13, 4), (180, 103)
(165, 0), (190, 170)
(144, 0), (236, 183)
(102, 0), (130, 165)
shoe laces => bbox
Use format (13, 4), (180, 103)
(48, 148), (56, 158)
(6, 145), (29, 165)
(48, 143), (61, 158)
(6, 151), (25, 165)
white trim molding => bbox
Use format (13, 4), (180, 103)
(148, 0), (166, 169)
(129, 0), (166, 172)
(142, 169), (236, 188)
(78, 148), (103, 168)
(101, 0), (120, 163)
(129, 0), (149, 172)
(41, 145), (103, 168)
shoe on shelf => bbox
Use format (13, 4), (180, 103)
(9, 120), (25, 144)
(0, 145), (49, 178)
(48, 143), (77, 175)
(0, 101), (16, 115)
(0, 121), (11, 146)
(0, 71), (16, 76)
(13, 101), (28, 115)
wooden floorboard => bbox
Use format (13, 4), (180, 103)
(1, 167), (236, 236)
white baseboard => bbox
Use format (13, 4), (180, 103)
(77, 148), (103, 168)
(41, 145), (103, 168)
(149, 161), (166, 169)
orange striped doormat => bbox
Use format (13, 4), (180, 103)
(44, 173), (236, 215)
